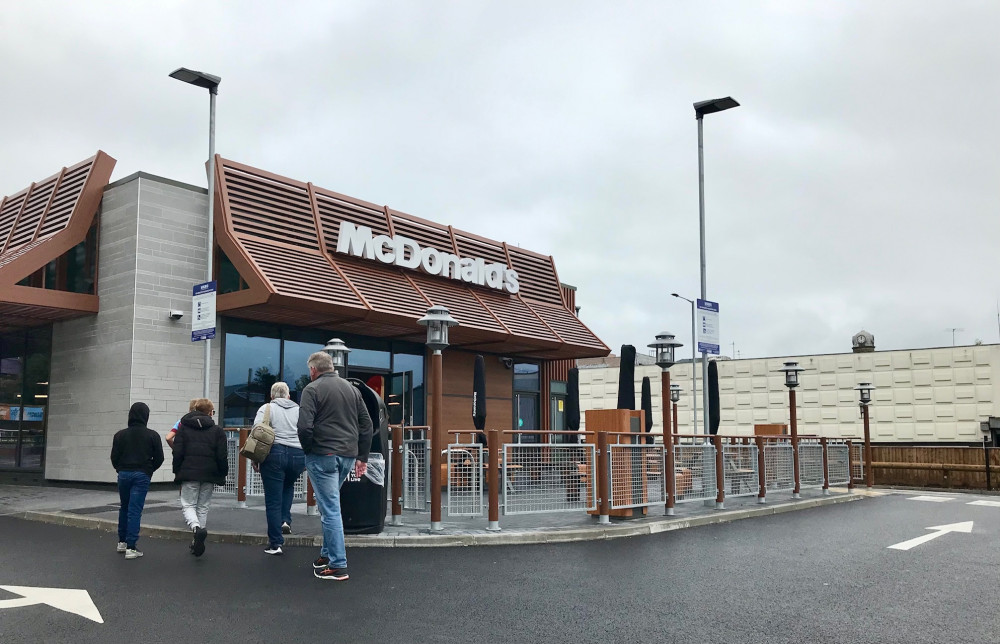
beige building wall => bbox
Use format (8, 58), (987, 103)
(578, 344), (1000, 442)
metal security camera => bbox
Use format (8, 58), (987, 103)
(168, 310), (184, 320)
(500, 357), (513, 369)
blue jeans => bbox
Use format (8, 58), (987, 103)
(117, 471), (151, 548)
(259, 443), (306, 547)
(305, 453), (355, 569)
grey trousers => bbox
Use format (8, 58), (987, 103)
(180, 481), (215, 529)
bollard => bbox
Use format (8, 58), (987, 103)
(237, 429), (249, 508)
(391, 425), (403, 526)
(755, 435), (766, 504)
(713, 434), (725, 510)
(487, 429), (500, 531)
(821, 437), (830, 495)
(597, 431), (610, 524)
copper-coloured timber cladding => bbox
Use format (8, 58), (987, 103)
(213, 155), (609, 359)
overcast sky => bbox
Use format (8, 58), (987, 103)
(2, 2), (998, 359)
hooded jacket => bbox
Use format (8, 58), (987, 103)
(172, 410), (229, 485)
(111, 402), (165, 477)
(253, 397), (302, 449)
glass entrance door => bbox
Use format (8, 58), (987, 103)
(386, 371), (414, 426)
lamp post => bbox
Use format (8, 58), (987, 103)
(670, 293), (698, 434)
(855, 382), (874, 488)
(649, 332), (682, 516)
(170, 67), (221, 400)
(670, 384), (681, 436)
(777, 361), (805, 498)
(417, 304), (458, 531)
(693, 96), (739, 443)
(323, 338), (351, 377)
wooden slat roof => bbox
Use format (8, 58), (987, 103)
(214, 156), (608, 359)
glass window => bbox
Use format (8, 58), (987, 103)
(0, 327), (50, 470)
(0, 333), (25, 469)
(218, 250), (245, 295)
(283, 339), (323, 403)
(513, 362), (539, 392)
(222, 325), (280, 428)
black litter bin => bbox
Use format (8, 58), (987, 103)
(340, 379), (390, 535)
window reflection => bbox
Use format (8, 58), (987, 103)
(284, 339), (322, 403)
(0, 327), (51, 470)
(222, 332), (280, 428)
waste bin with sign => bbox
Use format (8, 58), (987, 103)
(340, 379), (390, 534)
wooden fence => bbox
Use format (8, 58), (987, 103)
(872, 446), (999, 491)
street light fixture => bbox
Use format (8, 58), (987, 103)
(854, 382), (875, 488)
(649, 332), (682, 516)
(671, 293), (698, 434)
(418, 304), (458, 531)
(693, 96), (739, 446)
(170, 67), (221, 400)
(323, 338), (351, 376)
(776, 361), (806, 498)
(669, 383), (681, 440)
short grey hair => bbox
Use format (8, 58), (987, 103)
(270, 381), (290, 399)
(307, 351), (334, 373)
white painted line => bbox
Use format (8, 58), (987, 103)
(888, 521), (974, 551)
(906, 495), (955, 502)
(968, 500), (1000, 507)
(0, 585), (103, 623)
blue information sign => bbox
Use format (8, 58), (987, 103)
(191, 280), (217, 342)
(696, 299), (720, 355)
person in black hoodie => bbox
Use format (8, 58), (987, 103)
(110, 402), (164, 560)
(172, 398), (228, 557)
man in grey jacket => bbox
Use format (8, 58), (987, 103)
(298, 351), (373, 581)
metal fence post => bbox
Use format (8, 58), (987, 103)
(391, 425), (403, 526)
(597, 431), (610, 524)
(488, 429), (501, 531)
(713, 434), (725, 510)
(862, 403), (873, 489)
(846, 440), (855, 492)
(821, 437), (830, 495)
(755, 435), (766, 504)
(790, 389), (801, 498)
(662, 375), (676, 516)
(237, 429), (248, 508)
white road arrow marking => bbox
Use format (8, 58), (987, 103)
(888, 521), (974, 551)
(0, 585), (103, 624)
(968, 500), (1000, 507)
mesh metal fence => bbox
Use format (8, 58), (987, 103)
(609, 444), (665, 509)
(502, 444), (597, 514)
(723, 444), (760, 498)
(763, 442), (795, 492)
(673, 443), (717, 503)
(403, 438), (430, 510)
(798, 442), (825, 489)
(217, 431), (241, 495)
(447, 444), (483, 516)
(850, 443), (865, 482)
(827, 444), (850, 486)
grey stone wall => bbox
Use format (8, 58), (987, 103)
(46, 174), (220, 483)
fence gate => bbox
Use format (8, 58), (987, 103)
(673, 443), (717, 503)
(502, 443), (597, 515)
(447, 444), (483, 516)
(609, 444), (665, 509)
(722, 444), (760, 498)
(403, 438), (430, 510)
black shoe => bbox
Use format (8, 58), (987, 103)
(192, 526), (208, 557)
(314, 566), (348, 581)
(313, 556), (330, 569)
(281, 522), (292, 535)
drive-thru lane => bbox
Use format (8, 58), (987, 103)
(1, 491), (997, 644)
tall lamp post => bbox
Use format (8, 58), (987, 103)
(670, 384), (681, 435)
(855, 382), (874, 488)
(170, 67), (221, 400)
(649, 331), (682, 516)
(418, 305), (458, 531)
(693, 96), (739, 442)
(670, 292), (698, 434)
(777, 361), (805, 498)
(323, 338), (351, 377)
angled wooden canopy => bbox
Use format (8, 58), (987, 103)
(0, 151), (116, 330)
(213, 156), (609, 359)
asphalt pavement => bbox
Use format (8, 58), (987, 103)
(1, 489), (998, 643)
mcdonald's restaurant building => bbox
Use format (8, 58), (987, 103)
(0, 151), (609, 483)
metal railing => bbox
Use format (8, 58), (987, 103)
(609, 443), (665, 509)
(763, 441), (795, 492)
(827, 442), (851, 486)
(850, 442), (865, 482)
(502, 442), (597, 515)
(674, 437), (717, 503)
(798, 440), (826, 489)
(723, 443), (760, 498)
(446, 443), (483, 516)
(403, 428), (430, 511)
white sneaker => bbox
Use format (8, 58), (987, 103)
(264, 545), (283, 555)
(125, 548), (143, 560)
(117, 542), (127, 553)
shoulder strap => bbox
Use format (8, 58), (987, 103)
(264, 402), (272, 425)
